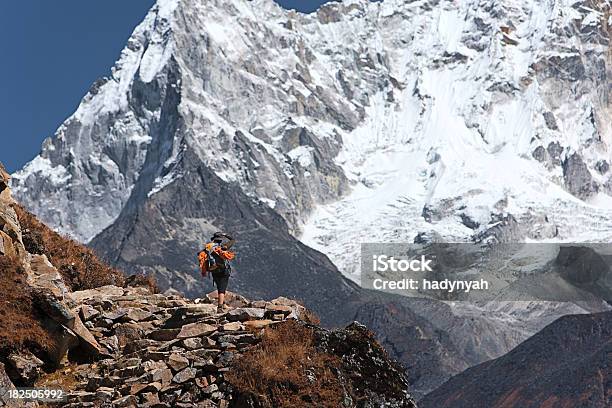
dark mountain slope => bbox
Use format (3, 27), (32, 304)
(420, 311), (612, 408)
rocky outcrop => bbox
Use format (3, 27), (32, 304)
(231, 319), (416, 408)
(0, 163), (10, 201)
(562, 153), (598, 199)
(36, 287), (416, 407)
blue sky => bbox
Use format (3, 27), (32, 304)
(0, 0), (330, 172)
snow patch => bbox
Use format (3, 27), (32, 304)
(14, 156), (71, 185)
(149, 171), (181, 197)
(287, 146), (314, 167)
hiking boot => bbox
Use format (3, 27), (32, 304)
(217, 304), (230, 313)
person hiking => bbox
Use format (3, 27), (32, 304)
(198, 232), (236, 313)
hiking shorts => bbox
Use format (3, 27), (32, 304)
(212, 270), (230, 293)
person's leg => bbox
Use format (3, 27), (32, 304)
(218, 291), (225, 307)
(214, 273), (229, 312)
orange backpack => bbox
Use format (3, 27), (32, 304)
(198, 242), (235, 274)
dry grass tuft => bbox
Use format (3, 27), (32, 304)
(13, 204), (125, 290)
(300, 308), (321, 326)
(0, 255), (52, 355)
(125, 273), (160, 294)
(227, 320), (349, 408)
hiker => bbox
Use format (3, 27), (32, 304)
(198, 232), (236, 313)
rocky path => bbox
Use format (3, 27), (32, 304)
(37, 287), (307, 407)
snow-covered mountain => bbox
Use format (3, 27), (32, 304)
(13, 0), (611, 266)
(10, 0), (612, 397)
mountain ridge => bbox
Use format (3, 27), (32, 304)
(420, 310), (612, 408)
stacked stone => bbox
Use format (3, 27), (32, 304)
(38, 287), (305, 407)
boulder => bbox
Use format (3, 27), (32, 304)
(244, 320), (275, 330)
(67, 391), (97, 403)
(0, 230), (16, 258)
(130, 383), (149, 395)
(95, 387), (115, 402)
(0, 186), (11, 203)
(250, 300), (267, 308)
(157, 338), (183, 352)
(44, 319), (80, 366)
(177, 322), (216, 339)
(0, 202), (22, 244)
(123, 357), (144, 367)
(562, 153), (598, 199)
(28, 254), (70, 298)
(215, 351), (235, 366)
(172, 367), (197, 384)
(124, 308), (153, 322)
(0, 363), (19, 408)
(99, 335), (119, 354)
(71, 315), (105, 357)
(34, 289), (75, 326)
(149, 328), (181, 341)
(161, 304), (217, 329)
(140, 392), (160, 407)
(269, 296), (301, 307)
(142, 351), (172, 362)
(37, 292), (104, 357)
(7, 351), (44, 385)
(221, 322), (243, 332)
(79, 304), (100, 321)
(179, 303), (218, 315)
(102, 308), (128, 321)
(227, 308), (265, 322)
(112, 395), (138, 407)
(201, 383), (219, 395)
(182, 337), (204, 349)
(168, 354), (189, 372)
(195, 377), (209, 388)
(141, 360), (167, 372)
(69, 286), (125, 304)
(150, 368), (174, 385)
(206, 291), (249, 307)
(265, 303), (294, 314)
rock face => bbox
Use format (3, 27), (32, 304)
(420, 311), (612, 408)
(313, 322), (417, 408)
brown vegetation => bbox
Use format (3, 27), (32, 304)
(13, 204), (125, 290)
(124, 273), (160, 294)
(226, 320), (349, 408)
(0, 254), (51, 355)
(300, 307), (321, 326)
